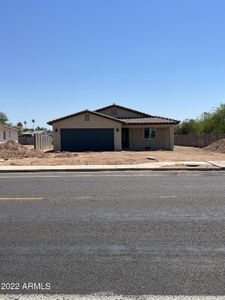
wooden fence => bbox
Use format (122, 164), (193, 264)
(18, 136), (34, 145)
(175, 133), (225, 148)
(34, 134), (53, 150)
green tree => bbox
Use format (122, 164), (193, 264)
(0, 112), (8, 124)
(175, 119), (199, 134)
(35, 126), (44, 131)
(176, 104), (225, 135)
(208, 104), (225, 133)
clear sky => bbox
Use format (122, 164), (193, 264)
(1, 0), (225, 128)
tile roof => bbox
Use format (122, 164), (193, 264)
(96, 104), (179, 124)
(120, 117), (180, 125)
(47, 104), (180, 125)
(95, 103), (150, 117)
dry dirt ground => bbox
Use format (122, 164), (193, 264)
(1, 146), (225, 166)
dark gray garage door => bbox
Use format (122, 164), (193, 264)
(61, 128), (114, 152)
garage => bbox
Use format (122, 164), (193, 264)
(61, 128), (114, 152)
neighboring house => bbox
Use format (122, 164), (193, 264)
(0, 125), (18, 143)
(20, 129), (50, 137)
(47, 104), (180, 152)
(19, 129), (52, 145)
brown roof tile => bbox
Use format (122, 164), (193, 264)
(95, 103), (150, 117)
(120, 117), (180, 125)
(47, 105), (180, 126)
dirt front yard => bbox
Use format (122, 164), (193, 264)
(1, 146), (225, 166)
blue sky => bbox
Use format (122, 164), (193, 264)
(0, 0), (225, 128)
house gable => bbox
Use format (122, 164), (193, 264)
(48, 110), (123, 152)
(48, 110), (124, 126)
(95, 104), (151, 119)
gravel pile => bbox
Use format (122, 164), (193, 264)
(0, 140), (44, 159)
(204, 139), (225, 153)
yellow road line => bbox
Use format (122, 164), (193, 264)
(0, 197), (43, 200)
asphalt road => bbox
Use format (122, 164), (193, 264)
(0, 171), (225, 296)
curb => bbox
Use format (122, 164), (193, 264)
(0, 167), (222, 173)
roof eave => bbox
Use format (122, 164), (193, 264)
(124, 122), (180, 125)
(47, 110), (125, 125)
(0, 125), (18, 130)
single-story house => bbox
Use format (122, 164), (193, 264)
(0, 125), (18, 143)
(47, 104), (180, 152)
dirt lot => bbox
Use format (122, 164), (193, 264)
(1, 146), (225, 166)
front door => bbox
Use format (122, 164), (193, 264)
(122, 128), (129, 149)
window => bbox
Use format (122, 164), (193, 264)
(3, 131), (6, 140)
(144, 128), (156, 139)
(84, 113), (90, 121)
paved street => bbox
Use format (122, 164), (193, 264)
(0, 171), (225, 296)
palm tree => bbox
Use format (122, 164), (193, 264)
(17, 122), (23, 128)
(23, 121), (27, 128)
(17, 122), (23, 135)
(32, 119), (35, 131)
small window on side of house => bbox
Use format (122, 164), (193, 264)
(3, 131), (6, 140)
(84, 113), (90, 121)
(144, 128), (156, 139)
(9, 131), (11, 138)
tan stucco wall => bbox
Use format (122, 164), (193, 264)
(169, 126), (174, 150)
(0, 128), (18, 143)
(52, 113), (122, 151)
(99, 106), (145, 118)
(126, 125), (174, 150)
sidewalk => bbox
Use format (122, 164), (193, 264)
(0, 161), (224, 172)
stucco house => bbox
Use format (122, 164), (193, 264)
(0, 125), (18, 143)
(48, 104), (180, 152)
